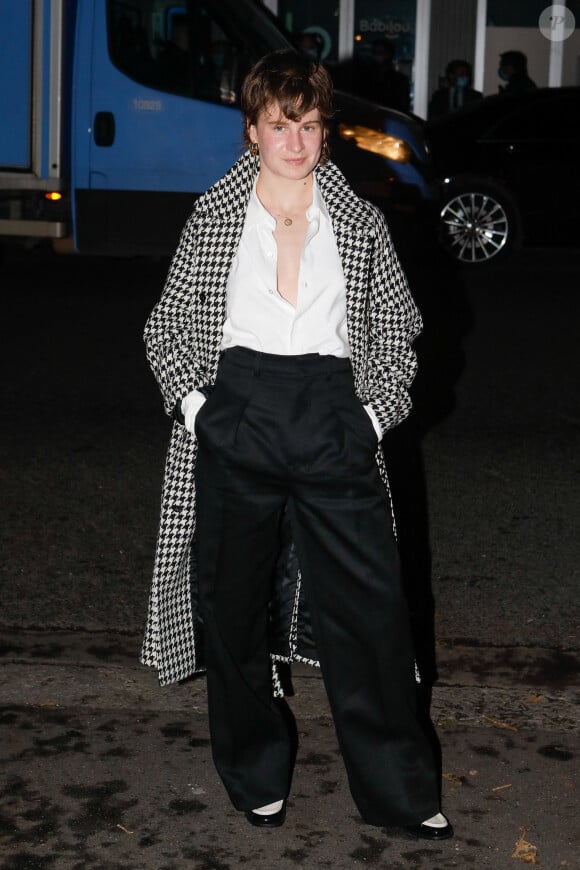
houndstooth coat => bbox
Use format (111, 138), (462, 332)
(141, 151), (422, 687)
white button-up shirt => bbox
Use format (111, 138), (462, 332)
(220, 179), (350, 356)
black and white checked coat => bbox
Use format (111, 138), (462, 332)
(141, 151), (422, 687)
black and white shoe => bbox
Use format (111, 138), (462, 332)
(407, 812), (454, 840)
(245, 799), (286, 828)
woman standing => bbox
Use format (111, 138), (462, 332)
(142, 49), (452, 839)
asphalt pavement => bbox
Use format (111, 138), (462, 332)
(0, 244), (578, 869)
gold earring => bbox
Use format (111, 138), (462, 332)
(250, 142), (259, 156)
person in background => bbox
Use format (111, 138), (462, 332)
(498, 50), (537, 93)
(363, 38), (411, 113)
(298, 30), (323, 62)
(142, 48), (453, 841)
(428, 59), (483, 120)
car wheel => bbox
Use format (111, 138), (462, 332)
(439, 179), (520, 265)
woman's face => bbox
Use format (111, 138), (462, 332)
(248, 103), (324, 183)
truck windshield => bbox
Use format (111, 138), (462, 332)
(107, 0), (291, 104)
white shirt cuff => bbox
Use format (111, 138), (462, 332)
(363, 404), (383, 443)
(181, 389), (207, 433)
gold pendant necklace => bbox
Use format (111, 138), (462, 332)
(257, 173), (312, 229)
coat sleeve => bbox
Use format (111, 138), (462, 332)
(364, 206), (423, 433)
(144, 215), (207, 417)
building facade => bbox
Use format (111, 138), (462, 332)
(262, 0), (580, 117)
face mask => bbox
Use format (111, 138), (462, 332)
(306, 48), (319, 60)
(455, 75), (469, 88)
(498, 68), (509, 81)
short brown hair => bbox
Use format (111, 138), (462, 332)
(241, 49), (334, 155)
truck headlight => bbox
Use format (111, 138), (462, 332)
(338, 123), (411, 163)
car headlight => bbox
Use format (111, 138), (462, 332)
(338, 123), (412, 163)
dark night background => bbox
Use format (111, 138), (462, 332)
(1, 242), (578, 867)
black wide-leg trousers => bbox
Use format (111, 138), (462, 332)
(194, 347), (439, 826)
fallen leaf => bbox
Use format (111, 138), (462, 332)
(116, 824), (134, 835)
(512, 829), (540, 865)
(469, 769), (478, 776)
(492, 783), (512, 792)
(442, 772), (463, 786)
(483, 714), (518, 732)
(526, 694), (545, 704)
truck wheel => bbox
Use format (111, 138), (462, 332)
(439, 179), (520, 266)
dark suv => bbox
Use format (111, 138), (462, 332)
(426, 87), (580, 265)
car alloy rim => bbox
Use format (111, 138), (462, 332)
(440, 192), (510, 263)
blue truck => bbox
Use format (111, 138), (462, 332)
(0, 0), (434, 257)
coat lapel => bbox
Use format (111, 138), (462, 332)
(316, 163), (376, 393)
(194, 153), (260, 380)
